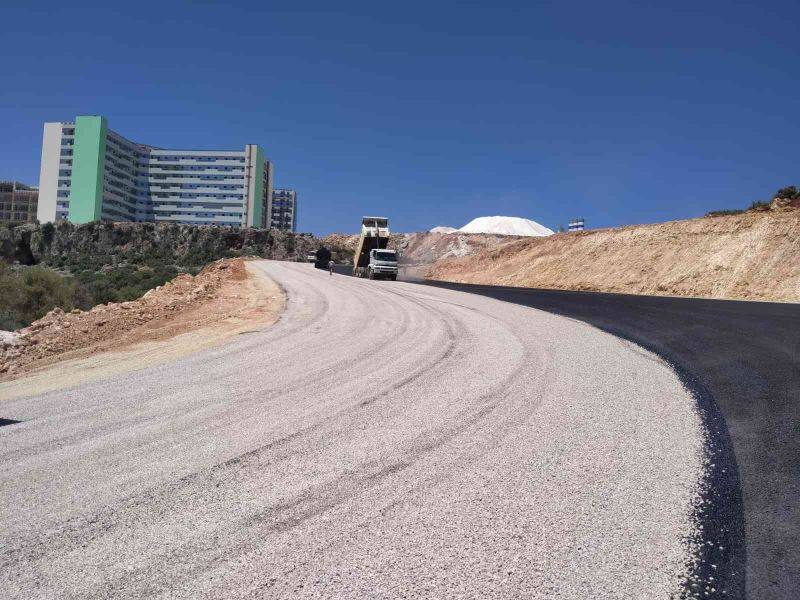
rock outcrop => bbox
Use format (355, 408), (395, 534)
(0, 221), (320, 267)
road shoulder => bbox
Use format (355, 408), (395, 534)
(0, 261), (285, 401)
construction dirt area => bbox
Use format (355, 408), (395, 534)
(0, 258), (284, 400)
(426, 202), (800, 302)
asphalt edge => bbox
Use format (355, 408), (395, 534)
(630, 342), (747, 599)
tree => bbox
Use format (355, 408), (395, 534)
(774, 185), (799, 200)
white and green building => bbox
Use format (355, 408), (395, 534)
(37, 116), (273, 227)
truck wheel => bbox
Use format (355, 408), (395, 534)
(368, 270), (375, 280)
(390, 275), (397, 281)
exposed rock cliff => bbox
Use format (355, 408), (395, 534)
(0, 222), (320, 267)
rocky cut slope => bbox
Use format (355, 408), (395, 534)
(0, 221), (320, 267)
(427, 202), (800, 302)
(321, 232), (523, 267)
(395, 232), (524, 266)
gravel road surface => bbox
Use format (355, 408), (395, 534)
(1, 261), (707, 599)
(421, 276), (799, 600)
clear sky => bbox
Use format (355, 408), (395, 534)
(1, 1), (798, 235)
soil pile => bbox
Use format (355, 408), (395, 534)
(0, 258), (252, 378)
(458, 216), (554, 236)
(427, 207), (800, 302)
(320, 233), (360, 252)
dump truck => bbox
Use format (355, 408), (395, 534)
(352, 217), (398, 280)
(314, 247), (332, 269)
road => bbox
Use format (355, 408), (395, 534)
(1, 261), (709, 599)
(420, 276), (799, 600)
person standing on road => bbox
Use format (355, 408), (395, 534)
(328, 259), (335, 276)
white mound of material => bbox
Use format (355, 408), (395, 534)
(459, 216), (554, 237)
(430, 226), (457, 234)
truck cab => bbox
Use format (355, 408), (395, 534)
(368, 249), (398, 280)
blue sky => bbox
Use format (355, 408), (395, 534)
(1, 0), (798, 234)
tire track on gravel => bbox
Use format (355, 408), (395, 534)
(1, 261), (707, 600)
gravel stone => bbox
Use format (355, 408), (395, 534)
(0, 261), (706, 598)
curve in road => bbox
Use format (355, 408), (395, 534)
(2, 261), (711, 598)
(420, 276), (799, 600)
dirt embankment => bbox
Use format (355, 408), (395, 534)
(0, 258), (283, 386)
(320, 233), (360, 253)
(321, 232), (521, 266)
(427, 205), (800, 302)
(396, 232), (523, 265)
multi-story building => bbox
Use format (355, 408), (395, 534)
(270, 188), (297, 231)
(0, 181), (39, 223)
(37, 116), (273, 227)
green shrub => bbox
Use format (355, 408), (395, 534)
(18, 267), (90, 321)
(0, 263), (23, 329)
(182, 246), (219, 267)
(0, 258), (187, 330)
(41, 222), (55, 244)
(1, 221), (25, 231)
(0, 263), (90, 329)
(775, 185), (799, 199)
(74, 264), (177, 305)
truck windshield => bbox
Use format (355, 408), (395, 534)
(375, 252), (396, 262)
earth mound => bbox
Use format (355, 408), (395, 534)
(0, 258), (257, 379)
(459, 216), (554, 237)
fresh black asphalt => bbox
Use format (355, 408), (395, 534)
(412, 276), (799, 600)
